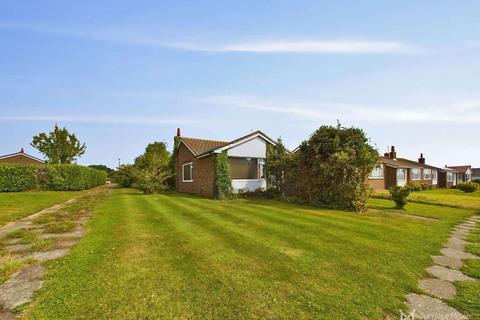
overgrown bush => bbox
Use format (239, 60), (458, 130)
(0, 164), (38, 192)
(406, 182), (422, 192)
(457, 181), (478, 193)
(114, 164), (137, 187)
(45, 164), (107, 191)
(214, 151), (233, 199)
(283, 124), (379, 212)
(389, 186), (411, 208)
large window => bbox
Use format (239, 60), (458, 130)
(432, 170), (437, 180)
(369, 165), (383, 179)
(182, 162), (193, 182)
(397, 168), (406, 181)
(423, 168), (432, 180)
(411, 168), (421, 180)
(447, 172), (453, 182)
(229, 157), (259, 179)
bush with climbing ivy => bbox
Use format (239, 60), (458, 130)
(214, 151), (233, 199)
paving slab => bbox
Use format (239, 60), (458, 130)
(0, 311), (16, 320)
(0, 265), (46, 310)
(4, 244), (31, 253)
(426, 265), (476, 282)
(55, 239), (79, 248)
(446, 238), (469, 251)
(40, 228), (84, 239)
(451, 229), (469, 239)
(418, 278), (457, 299)
(441, 248), (479, 260)
(20, 249), (69, 262)
(406, 294), (468, 320)
(431, 255), (463, 269)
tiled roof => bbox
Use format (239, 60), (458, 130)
(380, 156), (441, 170)
(179, 130), (276, 157)
(179, 137), (229, 155)
(0, 151), (45, 163)
(447, 165), (471, 173)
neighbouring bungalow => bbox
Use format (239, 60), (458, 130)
(472, 168), (480, 181)
(368, 146), (440, 190)
(175, 129), (276, 198)
(0, 148), (45, 166)
(438, 167), (459, 188)
(445, 165), (472, 184)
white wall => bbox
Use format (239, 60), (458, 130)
(231, 179), (266, 192)
(226, 136), (267, 158)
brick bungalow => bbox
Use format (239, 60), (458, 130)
(368, 146), (441, 190)
(0, 148), (45, 166)
(438, 167), (459, 188)
(176, 129), (276, 197)
(445, 165), (472, 184)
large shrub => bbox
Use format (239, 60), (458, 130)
(283, 124), (379, 211)
(457, 181), (478, 193)
(45, 164), (107, 191)
(389, 186), (411, 208)
(114, 164), (137, 187)
(0, 164), (38, 192)
(214, 151), (233, 199)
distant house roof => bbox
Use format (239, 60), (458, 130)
(179, 130), (276, 157)
(447, 165), (471, 173)
(380, 156), (441, 170)
(472, 168), (480, 176)
(0, 148), (45, 164)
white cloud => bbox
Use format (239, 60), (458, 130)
(202, 95), (480, 124)
(0, 22), (423, 54)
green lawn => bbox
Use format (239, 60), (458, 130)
(0, 191), (83, 226)
(23, 189), (478, 319)
(373, 188), (480, 209)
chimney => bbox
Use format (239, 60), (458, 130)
(389, 146), (397, 159)
(176, 128), (181, 137)
(418, 153), (425, 164)
(20, 148), (24, 153)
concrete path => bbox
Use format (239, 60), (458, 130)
(406, 215), (480, 319)
(0, 187), (110, 319)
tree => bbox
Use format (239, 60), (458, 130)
(31, 124), (86, 164)
(265, 138), (290, 194)
(285, 123), (379, 211)
(133, 142), (172, 194)
(88, 164), (114, 176)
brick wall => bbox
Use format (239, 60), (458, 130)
(176, 143), (216, 198)
(0, 155), (44, 166)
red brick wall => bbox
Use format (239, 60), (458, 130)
(368, 178), (385, 190)
(176, 143), (215, 198)
(0, 155), (44, 166)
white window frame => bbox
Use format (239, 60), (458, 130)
(397, 168), (406, 181)
(369, 165), (384, 179)
(423, 168), (432, 180)
(182, 162), (193, 182)
(411, 168), (421, 180)
(447, 172), (453, 182)
(431, 170), (437, 180)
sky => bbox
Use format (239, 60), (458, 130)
(0, 0), (479, 169)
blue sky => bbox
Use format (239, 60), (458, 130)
(1, 1), (479, 168)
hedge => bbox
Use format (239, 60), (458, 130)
(0, 164), (38, 192)
(45, 164), (107, 191)
(0, 164), (106, 192)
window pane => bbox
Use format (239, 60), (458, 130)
(183, 163), (192, 181)
(229, 158), (258, 179)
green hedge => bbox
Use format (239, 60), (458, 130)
(0, 164), (38, 192)
(45, 164), (107, 191)
(0, 164), (106, 192)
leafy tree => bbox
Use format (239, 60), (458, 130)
(284, 123), (379, 211)
(265, 138), (290, 194)
(133, 142), (172, 194)
(31, 124), (86, 164)
(88, 165), (114, 176)
(113, 164), (137, 188)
